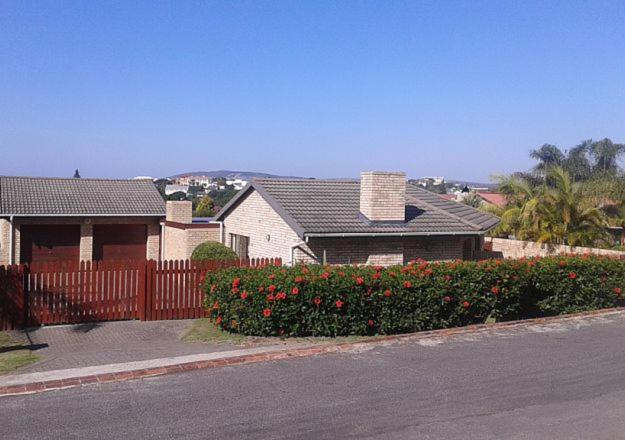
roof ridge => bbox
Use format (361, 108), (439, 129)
(0, 175), (152, 182)
(407, 183), (485, 230)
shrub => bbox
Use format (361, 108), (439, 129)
(191, 241), (238, 262)
(204, 255), (625, 337)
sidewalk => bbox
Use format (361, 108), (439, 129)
(11, 320), (253, 373)
(2, 308), (624, 397)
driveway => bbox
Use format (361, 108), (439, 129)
(3, 312), (625, 439)
(9, 320), (249, 373)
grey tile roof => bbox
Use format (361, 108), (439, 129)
(215, 178), (499, 237)
(0, 176), (166, 216)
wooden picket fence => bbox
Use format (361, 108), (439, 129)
(0, 258), (281, 330)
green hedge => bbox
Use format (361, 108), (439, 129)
(204, 255), (625, 337)
(191, 241), (238, 262)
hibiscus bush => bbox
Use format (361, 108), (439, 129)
(204, 255), (625, 337)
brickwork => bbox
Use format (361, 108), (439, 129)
(79, 223), (93, 261)
(302, 235), (466, 265)
(359, 171), (406, 221)
(163, 226), (188, 260)
(147, 223), (161, 260)
(0, 218), (10, 265)
(166, 201), (192, 223)
(222, 190), (305, 263)
(485, 237), (625, 259)
(162, 225), (220, 260)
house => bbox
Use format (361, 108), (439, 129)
(0, 176), (224, 265)
(474, 191), (507, 208)
(213, 171), (500, 266)
(164, 184), (189, 196)
(0, 176), (167, 265)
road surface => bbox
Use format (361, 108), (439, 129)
(2, 313), (625, 439)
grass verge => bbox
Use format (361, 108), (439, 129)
(0, 332), (39, 374)
(182, 318), (383, 346)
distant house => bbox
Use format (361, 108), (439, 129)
(213, 172), (500, 265)
(0, 176), (220, 265)
(165, 184), (189, 196)
(475, 191), (507, 208)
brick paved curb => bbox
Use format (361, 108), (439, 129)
(1, 307), (623, 397)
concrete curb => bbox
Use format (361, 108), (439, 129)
(1, 307), (623, 397)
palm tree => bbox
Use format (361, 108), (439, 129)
(590, 138), (625, 175)
(530, 144), (565, 175)
(534, 167), (608, 246)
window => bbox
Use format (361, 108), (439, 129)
(229, 233), (250, 259)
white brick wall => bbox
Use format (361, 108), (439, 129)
(485, 237), (625, 259)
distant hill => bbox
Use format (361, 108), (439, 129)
(168, 170), (303, 180)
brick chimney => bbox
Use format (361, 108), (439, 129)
(166, 201), (192, 224)
(359, 171), (406, 222)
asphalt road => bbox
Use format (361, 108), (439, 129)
(3, 313), (625, 439)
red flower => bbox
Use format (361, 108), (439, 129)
(276, 292), (287, 300)
(443, 296), (452, 303)
(384, 289), (392, 298)
(403, 281), (412, 289)
(231, 287), (239, 294)
(491, 286), (500, 296)
(335, 300), (344, 309)
(240, 291), (248, 300)
(462, 301), (470, 309)
(294, 276), (304, 283)
(559, 260), (567, 267)
(210, 283), (216, 293)
(313, 297), (321, 306)
(212, 301), (219, 310)
(291, 287), (299, 295)
(338, 271), (345, 277)
(269, 274), (276, 280)
(372, 273), (381, 280)
(568, 272), (577, 279)
(367, 319), (375, 326)
(267, 294), (275, 301)
(444, 275), (452, 282)
(258, 286), (265, 293)
(321, 272), (330, 280)
(215, 316), (222, 324)
(615, 287), (622, 296)
(263, 308), (272, 318)
(232, 278), (241, 288)
(374, 265), (383, 271)
(356, 277), (364, 285)
(423, 269), (433, 276)
(268, 284), (277, 293)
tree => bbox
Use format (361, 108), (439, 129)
(461, 193), (482, 208)
(530, 144), (565, 175)
(194, 196), (215, 217)
(590, 138), (625, 175)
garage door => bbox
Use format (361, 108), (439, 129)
(20, 224), (81, 264)
(93, 224), (147, 261)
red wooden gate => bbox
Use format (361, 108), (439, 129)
(0, 258), (281, 330)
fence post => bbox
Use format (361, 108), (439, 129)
(137, 260), (147, 321)
(20, 264), (29, 328)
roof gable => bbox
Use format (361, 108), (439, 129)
(0, 176), (166, 216)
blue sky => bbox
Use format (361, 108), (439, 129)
(1, 1), (624, 181)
